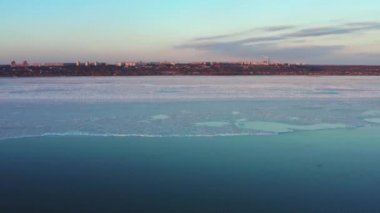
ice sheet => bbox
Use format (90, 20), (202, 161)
(2, 76), (380, 102)
(1, 77), (380, 140)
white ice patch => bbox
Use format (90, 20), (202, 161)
(365, 118), (380, 124)
(363, 110), (380, 116)
(195, 121), (230, 128)
(151, 114), (170, 120)
(235, 120), (348, 133)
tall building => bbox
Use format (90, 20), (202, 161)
(22, 60), (29, 67)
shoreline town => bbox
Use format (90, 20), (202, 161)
(1, 60), (380, 77)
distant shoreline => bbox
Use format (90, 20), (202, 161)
(1, 63), (380, 77)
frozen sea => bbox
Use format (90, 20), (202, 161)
(1, 76), (380, 212)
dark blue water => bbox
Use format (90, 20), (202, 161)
(1, 127), (380, 212)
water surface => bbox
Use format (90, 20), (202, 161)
(1, 76), (380, 212)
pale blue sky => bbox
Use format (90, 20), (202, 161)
(1, 0), (380, 64)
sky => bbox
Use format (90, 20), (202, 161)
(1, 0), (380, 64)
